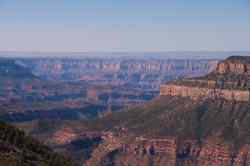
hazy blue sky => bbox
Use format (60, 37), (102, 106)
(0, 0), (249, 52)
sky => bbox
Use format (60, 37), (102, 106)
(0, 0), (250, 52)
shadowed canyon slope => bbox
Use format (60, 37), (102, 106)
(83, 56), (250, 166)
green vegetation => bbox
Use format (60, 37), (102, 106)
(225, 56), (250, 64)
(0, 121), (76, 166)
(89, 96), (250, 149)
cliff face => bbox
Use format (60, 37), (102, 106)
(83, 134), (250, 166)
(20, 58), (217, 76)
(18, 58), (218, 89)
(160, 56), (250, 102)
(119, 139), (250, 166)
(160, 84), (249, 102)
(216, 56), (250, 74)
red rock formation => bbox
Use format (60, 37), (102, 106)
(90, 135), (250, 166)
(216, 60), (250, 74)
(160, 84), (250, 102)
(51, 127), (77, 145)
(160, 56), (250, 102)
(234, 146), (250, 166)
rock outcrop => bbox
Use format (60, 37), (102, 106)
(160, 56), (250, 102)
(216, 56), (250, 74)
(84, 134), (250, 166)
(84, 132), (122, 166)
(160, 84), (249, 101)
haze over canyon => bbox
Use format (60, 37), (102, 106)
(0, 52), (250, 166)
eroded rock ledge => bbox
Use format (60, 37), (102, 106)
(160, 84), (250, 101)
(216, 56), (250, 74)
(121, 136), (250, 166)
(160, 56), (250, 102)
(84, 133), (250, 166)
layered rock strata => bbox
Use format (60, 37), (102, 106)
(160, 56), (250, 102)
(84, 135), (250, 166)
(160, 84), (249, 101)
(216, 56), (250, 74)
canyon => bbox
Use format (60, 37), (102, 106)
(2, 55), (250, 166)
(0, 55), (219, 165)
(0, 57), (217, 123)
(17, 57), (218, 89)
(74, 56), (250, 166)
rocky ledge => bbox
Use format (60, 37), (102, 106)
(216, 56), (250, 74)
(160, 56), (250, 102)
(160, 84), (249, 101)
(83, 133), (250, 166)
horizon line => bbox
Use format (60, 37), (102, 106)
(0, 50), (250, 54)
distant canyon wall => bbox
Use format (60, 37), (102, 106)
(20, 58), (218, 74)
(18, 58), (218, 82)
